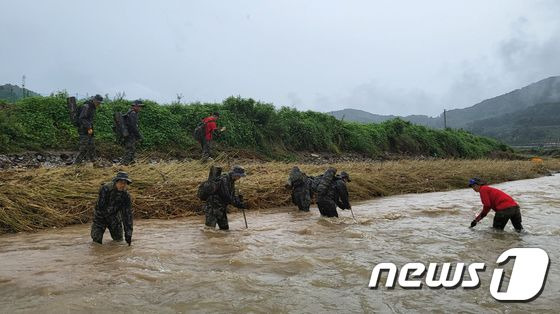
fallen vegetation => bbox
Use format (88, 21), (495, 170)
(1, 158), (558, 234)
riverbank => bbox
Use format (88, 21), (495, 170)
(1, 158), (558, 234)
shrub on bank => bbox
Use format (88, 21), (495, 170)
(0, 95), (509, 158)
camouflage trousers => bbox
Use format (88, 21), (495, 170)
(91, 211), (123, 244)
(75, 132), (95, 163)
(122, 137), (137, 165)
(205, 204), (229, 230)
(292, 188), (311, 212)
(317, 199), (338, 218)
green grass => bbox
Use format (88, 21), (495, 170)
(0, 94), (510, 158)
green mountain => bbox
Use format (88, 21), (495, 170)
(329, 76), (560, 144)
(465, 102), (560, 145)
(329, 109), (443, 128)
(329, 108), (399, 123)
(0, 84), (40, 102)
(445, 76), (560, 129)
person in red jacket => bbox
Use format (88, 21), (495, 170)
(468, 178), (523, 232)
(201, 112), (226, 160)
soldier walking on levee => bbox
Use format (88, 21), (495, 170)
(121, 100), (144, 165)
(74, 94), (103, 164)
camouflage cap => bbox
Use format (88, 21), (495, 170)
(231, 165), (246, 177)
(340, 171), (351, 182)
(114, 171), (132, 184)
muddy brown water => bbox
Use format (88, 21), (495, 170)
(1, 175), (559, 313)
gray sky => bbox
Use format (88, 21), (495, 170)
(1, 0), (559, 116)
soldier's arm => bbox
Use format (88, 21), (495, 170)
(122, 193), (133, 243)
(307, 177), (315, 199)
(285, 178), (293, 189)
(337, 181), (351, 209)
(232, 194), (244, 208)
(95, 185), (110, 213)
(220, 178), (243, 207)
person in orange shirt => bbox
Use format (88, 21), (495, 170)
(468, 178), (523, 232)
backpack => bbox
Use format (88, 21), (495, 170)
(288, 167), (307, 187)
(197, 166), (223, 201)
(309, 175), (322, 194)
(67, 97), (83, 127)
(193, 121), (206, 143)
(316, 168), (336, 197)
(112, 111), (130, 141)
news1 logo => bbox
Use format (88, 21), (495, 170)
(368, 248), (550, 302)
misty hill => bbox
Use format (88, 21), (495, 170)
(445, 76), (560, 128)
(330, 108), (399, 123)
(0, 84), (40, 102)
(330, 76), (560, 129)
(329, 76), (560, 144)
(329, 109), (443, 128)
(465, 102), (560, 145)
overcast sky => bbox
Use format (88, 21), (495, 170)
(1, 0), (559, 116)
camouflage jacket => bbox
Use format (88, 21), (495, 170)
(333, 178), (350, 209)
(316, 168), (337, 202)
(95, 182), (133, 237)
(79, 101), (96, 131)
(206, 173), (243, 209)
(125, 109), (142, 140)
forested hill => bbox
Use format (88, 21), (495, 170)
(329, 76), (560, 145)
(0, 84), (40, 102)
(466, 102), (560, 145)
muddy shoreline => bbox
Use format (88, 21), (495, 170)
(0, 149), (527, 170)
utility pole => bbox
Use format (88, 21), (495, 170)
(21, 75), (26, 99)
(443, 109), (447, 129)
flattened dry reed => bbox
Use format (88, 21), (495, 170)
(1, 158), (558, 233)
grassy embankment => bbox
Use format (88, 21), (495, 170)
(0, 94), (510, 160)
(1, 158), (558, 234)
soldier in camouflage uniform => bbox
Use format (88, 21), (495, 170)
(74, 94), (103, 164)
(286, 166), (312, 212)
(316, 167), (339, 217)
(121, 100), (144, 165)
(205, 165), (247, 230)
(91, 171), (134, 245)
(333, 171), (352, 211)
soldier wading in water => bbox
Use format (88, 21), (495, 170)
(91, 171), (134, 245)
(199, 165), (248, 230)
(315, 168), (352, 217)
(286, 166), (313, 212)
